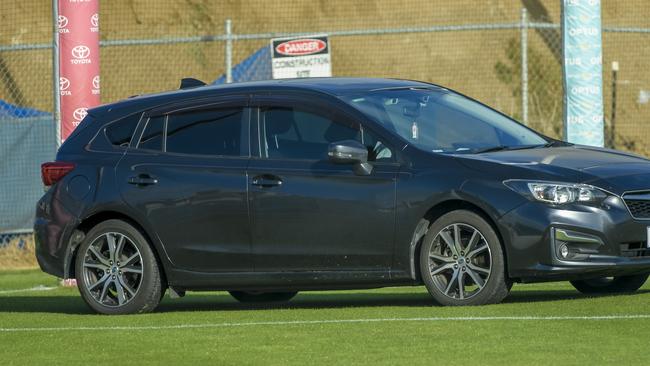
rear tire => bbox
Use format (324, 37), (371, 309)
(229, 291), (298, 303)
(75, 219), (163, 315)
(419, 210), (511, 306)
(570, 274), (648, 294)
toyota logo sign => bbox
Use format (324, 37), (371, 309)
(58, 15), (68, 29)
(73, 108), (88, 121)
(58, 2), (100, 143)
(59, 77), (70, 91)
(72, 45), (91, 59)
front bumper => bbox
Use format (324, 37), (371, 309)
(499, 195), (650, 282)
(518, 260), (650, 282)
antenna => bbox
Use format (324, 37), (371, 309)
(179, 78), (207, 89)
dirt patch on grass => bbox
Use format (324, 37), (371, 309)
(0, 235), (38, 270)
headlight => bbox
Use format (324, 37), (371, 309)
(503, 180), (609, 205)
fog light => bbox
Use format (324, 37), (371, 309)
(559, 244), (570, 259)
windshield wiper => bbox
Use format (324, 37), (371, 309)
(472, 145), (511, 154)
(469, 139), (572, 154)
(472, 144), (550, 154)
(543, 140), (571, 148)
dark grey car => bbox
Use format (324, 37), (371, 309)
(35, 78), (650, 314)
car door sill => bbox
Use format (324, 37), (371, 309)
(167, 268), (414, 290)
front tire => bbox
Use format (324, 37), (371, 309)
(229, 291), (298, 303)
(570, 274), (649, 294)
(419, 210), (511, 306)
(75, 219), (163, 315)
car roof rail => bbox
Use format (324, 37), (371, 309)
(179, 78), (207, 89)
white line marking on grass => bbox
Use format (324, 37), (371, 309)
(0, 285), (56, 294)
(2, 315), (650, 332)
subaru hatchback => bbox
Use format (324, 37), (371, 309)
(35, 78), (650, 314)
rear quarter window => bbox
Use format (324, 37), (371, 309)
(105, 113), (142, 147)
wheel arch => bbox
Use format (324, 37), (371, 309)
(65, 210), (168, 286)
(408, 199), (510, 282)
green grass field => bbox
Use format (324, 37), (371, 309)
(1, 269), (650, 365)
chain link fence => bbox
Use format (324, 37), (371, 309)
(1, 0), (649, 241)
(0, 1), (56, 245)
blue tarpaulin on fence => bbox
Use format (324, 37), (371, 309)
(0, 100), (51, 119)
(0, 103), (56, 231)
(212, 46), (272, 84)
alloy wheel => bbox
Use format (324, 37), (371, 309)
(81, 232), (144, 307)
(427, 223), (492, 300)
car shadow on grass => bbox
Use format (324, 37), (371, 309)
(0, 295), (94, 314)
(1, 288), (649, 314)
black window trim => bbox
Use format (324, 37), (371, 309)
(146, 94), (249, 116)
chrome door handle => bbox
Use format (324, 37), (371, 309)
(128, 175), (158, 186)
(251, 174), (282, 188)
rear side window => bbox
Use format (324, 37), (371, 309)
(166, 108), (245, 156)
(139, 116), (164, 151)
(105, 113), (141, 147)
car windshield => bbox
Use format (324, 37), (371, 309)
(341, 88), (547, 154)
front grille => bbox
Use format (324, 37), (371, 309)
(623, 192), (650, 219)
(624, 200), (650, 218)
(620, 242), (650, 258)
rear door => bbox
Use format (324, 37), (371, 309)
(115, 96), (252, 273)
(248, 94), (399, 272)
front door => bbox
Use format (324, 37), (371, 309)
(249, 96), (399, 272)
(116, 99), (252, 273)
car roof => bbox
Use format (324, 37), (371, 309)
(203, 77), (439, 95)
(89, 77), (445, 118)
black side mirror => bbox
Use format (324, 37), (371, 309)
(328, 140), (373, 176)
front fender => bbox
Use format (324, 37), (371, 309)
(394, 174), (528, 281)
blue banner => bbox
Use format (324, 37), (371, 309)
(562, 0), (604, 146)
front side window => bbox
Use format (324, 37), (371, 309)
(261, 106), (392, 161)
(342, 89), (547, 154)
(166, 108), (245, 156)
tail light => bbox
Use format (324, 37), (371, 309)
(41, 162), (76, 186)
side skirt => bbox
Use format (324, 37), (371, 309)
(166, 268), (417, 292)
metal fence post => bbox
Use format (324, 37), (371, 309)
(52, 0), (61, 146)
(225, 19), (233, 84)
(609, 61), (618, 149)
(520, 7), (528, 125)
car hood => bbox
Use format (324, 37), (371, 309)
(456, 145), (650, 195)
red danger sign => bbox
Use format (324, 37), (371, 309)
(275, 39), (327, 56)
